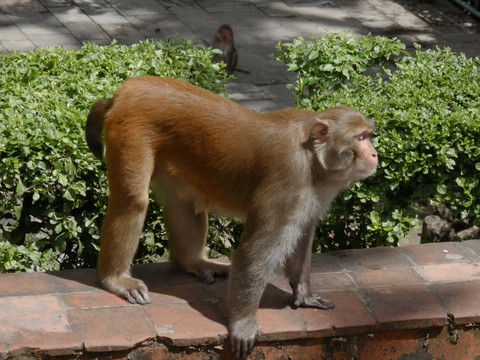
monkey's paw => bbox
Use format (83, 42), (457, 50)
(186, 259), (229, 284)
(102, 275), (151, 305)
(293, 293), (335, 310)
(229, 317), (261, 359)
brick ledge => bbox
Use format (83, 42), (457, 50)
(0, 240), (479, 359)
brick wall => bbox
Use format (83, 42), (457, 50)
(1, 241), (480, 359)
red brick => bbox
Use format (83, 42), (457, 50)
(0, 295), (81, 356)
(211, 280), (297, 322)
(352, 267), (424, 288)
(127, 344), (174, 360)
(430, 280), (480, 324)
(247, 338), (326, 360)
(202, 277), (230, 314)
(427, 326), (480, 360)
(403, 241), (477, 266)
(362, 284), (447, 330)
(149, 283), (214, 304)
(310, 272), (356, 292)
(268, 274), (291, 293)
(0, 272), (54, 297)
(260, 282), (295, 307)
(63, 290), (129, 308)
(261, 272), (356, 306)
(132, 262), (228, 289)
(130, 344), (223, 360)
(359, 327), (480, 360)
(131, 339), (328, 360)
(311, 252), (344, 273)
(357, 329), (424, 360)
(296, 290), (376, 337)
(210, 280), (306, 342)
(329, 336), (359, 360)
(145, 302), (227, 346)
(46, 268), (99, 293)
(332, 246), (411, 272)
(256, 306), (305, 342)
(418, 262), (480, 282)
(0, 340), (6, 359)
(463, 240), (480, 259)
(5, 330), (82, 357)
(0, 295), (67, 331)
(2, 244), (479, 360)
(68, 307), (156, 351)
(258, 281), (312, 342)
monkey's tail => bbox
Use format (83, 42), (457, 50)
(85, 99), (112, 159)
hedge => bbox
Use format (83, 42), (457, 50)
(2, 33), (479, 271)
(275, 32), (480, 250)
(0, 39), (231, 272)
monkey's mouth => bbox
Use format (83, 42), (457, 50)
(360, 165), (378, 178)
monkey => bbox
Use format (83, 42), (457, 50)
(211, 24), (236, 73)
(85, 76), (378, 359)
(210, 24), (248, 74)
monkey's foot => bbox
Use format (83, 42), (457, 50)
(229, 317), (261, 359)
(102, 275), (151, 305)
(293, 293), (335, 310)
(185, 259), (229, 284)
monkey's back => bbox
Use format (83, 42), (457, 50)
(102, 76), (317, 214)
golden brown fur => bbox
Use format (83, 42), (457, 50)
(85, 76), (377, 359)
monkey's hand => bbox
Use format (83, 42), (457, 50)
(102, 275), (151, 305)
(229, 317), (261, 359)
(293, 293), (335, 310)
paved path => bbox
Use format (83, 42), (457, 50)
(1, 0), (479, 110)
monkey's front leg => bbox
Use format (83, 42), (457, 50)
(227, 241), (271, 359)
(285, 224), (335, 310)
(97, 198), (151, 305)
(97, 165), (152, 305)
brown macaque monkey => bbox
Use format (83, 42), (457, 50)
(85, 76), (377, 359)
(210, 24), (248, 74)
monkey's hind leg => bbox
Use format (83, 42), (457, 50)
(163, 193), (229, 283)
(97, 157), (153, 305)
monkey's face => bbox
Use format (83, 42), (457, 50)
(311, 108), (378, 182)
(325, 130), (378, 182)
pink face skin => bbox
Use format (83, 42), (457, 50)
(310, 114), (378, 182)
(353, 130), (378, 179)
(326, 130), (378, 182)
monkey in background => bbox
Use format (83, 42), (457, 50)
(210, 24), (248, 74)
(85, 76), (378, 359)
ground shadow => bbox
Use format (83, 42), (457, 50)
(47, 261), (294, 330)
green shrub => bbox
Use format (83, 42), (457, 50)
(0, 39), (231, 272)
(275, 34), (480, 250)
(275, 31), (408, 108)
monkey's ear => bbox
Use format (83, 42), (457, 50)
(311, 120), (330, 144)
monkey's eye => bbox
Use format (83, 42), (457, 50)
(357, 132), (369, 141)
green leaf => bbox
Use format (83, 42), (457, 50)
(0, 38), (230, 271)
(275, 33), (480, 250)
(32, 192), (40, 202)
(16, 180), (26, 195)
